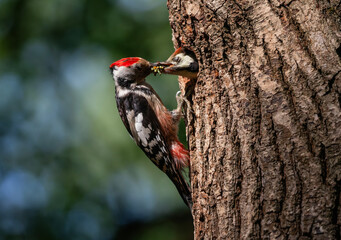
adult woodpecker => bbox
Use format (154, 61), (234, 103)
(109, 57), (192, 209)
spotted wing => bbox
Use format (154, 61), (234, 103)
(116, 93), (171, 170)
(115, 93), (192, 208)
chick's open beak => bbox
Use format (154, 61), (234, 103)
(151, 61), (184, 74)
(151, 62), (173, 75)
(151, 62), (172, 67)
(151, 59), (198, 79)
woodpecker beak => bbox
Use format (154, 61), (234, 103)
(160, 62), (189, 74)
(151, 47), (199, 79)
(150, 62), (172, 68)
(155, 61), (198, 79)
(152, 61), (194, 74)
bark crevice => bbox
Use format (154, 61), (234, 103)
(167, 0), (341, 238)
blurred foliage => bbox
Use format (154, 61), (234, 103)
(0, 0), (193, 239)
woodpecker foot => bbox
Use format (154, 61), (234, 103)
(175, 91), (183, 109)
(174, 91), (193, 118)
(179, 91), (194, 115)
(171, 91), (184, 121)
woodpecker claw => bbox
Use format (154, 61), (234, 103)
(170, 91), (184, 121)
(175, 91), (183, 106)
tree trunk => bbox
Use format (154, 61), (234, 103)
(167, 0), (341, 239)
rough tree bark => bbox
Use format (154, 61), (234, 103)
(167, 0), (341, 239)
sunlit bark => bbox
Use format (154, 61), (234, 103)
(168, 0), (341, 239)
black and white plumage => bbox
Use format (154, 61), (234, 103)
(110, 57), (192, 209)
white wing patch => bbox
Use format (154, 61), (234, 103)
(135, 113), (151, 147)
(125, 110), (137, 142)
(126, 110), (135, 122)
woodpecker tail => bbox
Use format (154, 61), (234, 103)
(166, 167), (193, 210)
(170, 140), (190, 170)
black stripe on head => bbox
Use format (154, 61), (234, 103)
(116, 76), (134, 88)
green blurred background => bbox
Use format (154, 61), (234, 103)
(0, 0), (193, 239)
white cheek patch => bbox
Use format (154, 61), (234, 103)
(113, 67), (127, 77)
(135, 113), (151, 147)
(173, 53), (194, 68)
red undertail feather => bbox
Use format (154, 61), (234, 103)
(171, 140), (190, 169)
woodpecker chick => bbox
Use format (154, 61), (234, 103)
(156, 47), (199, 79)
(110, 57), (192, 209)
(153, 47), (199, 102)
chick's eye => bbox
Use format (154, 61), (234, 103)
(173, 56), (181, 63)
